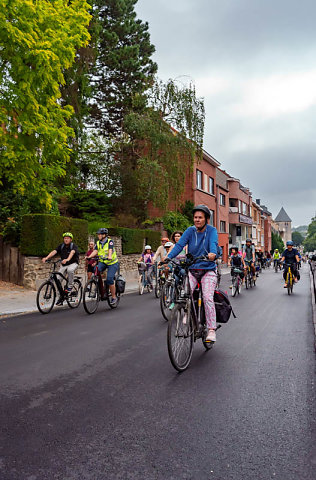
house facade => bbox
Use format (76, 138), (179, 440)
(228, 178), (253, 250)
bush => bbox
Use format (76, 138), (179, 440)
(59, 189), (112, 223)
(163, 211), (190, 236)
(21, 214), (88, 255)
(88, 222), (161, 254)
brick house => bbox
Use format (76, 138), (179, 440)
(228, 178), (253, 250)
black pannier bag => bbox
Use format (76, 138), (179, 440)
(214, 289), (236, 323)
(116, 274), (126, 294)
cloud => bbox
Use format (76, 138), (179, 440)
(136, 0), (316, 225)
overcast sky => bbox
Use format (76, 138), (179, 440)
(136, 0), (316, 226)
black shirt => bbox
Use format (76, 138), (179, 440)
(282, 248), (298, 265)
(56, 243), (79, 266)
(230, 254), (243, 267)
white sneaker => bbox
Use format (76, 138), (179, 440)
(206, 329), (216, 342)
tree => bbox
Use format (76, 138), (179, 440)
(91, 0), (157, 138)
(118, 78), (205, 217)
(271, 232), (284, 252)
(303, 217), (316, 252)
(0, 0), (91, 208)
(292, 231), (304, 246)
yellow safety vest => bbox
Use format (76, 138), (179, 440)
(96, 239), (118, 265)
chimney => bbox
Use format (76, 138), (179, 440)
(256, 199), (261, 205)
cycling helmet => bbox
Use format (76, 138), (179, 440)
(286, 240), (294, 246)
(165, 241), (173, 248)
(246, 238), (252, 243)
(144, 245), (152, 250)
(97, 228), (108, 235)
(192, 204), (211, 219)
(275, 249), (279, 252)
(63, 232), (73, 239)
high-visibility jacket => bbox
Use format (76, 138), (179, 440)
(273, 252), (280, 260)
(96, 239), (118, 265)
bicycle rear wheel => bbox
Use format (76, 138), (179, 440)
(66, 279), (82, 309)
(167, 304), (194, 372)
(155, 276), (161, 298)
(37, 281), (56, 314)
(245, 274), (249, 289)
(83, 279), (100, 314)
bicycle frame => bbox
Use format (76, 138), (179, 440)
(48, 262), (70, 298)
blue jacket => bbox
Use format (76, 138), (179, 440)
(167, 224), (218, 270)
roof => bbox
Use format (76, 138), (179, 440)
(202, 149), (221, 167)
(275, 207), (292, 222)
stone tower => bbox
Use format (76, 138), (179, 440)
(274, 207), (292, 245)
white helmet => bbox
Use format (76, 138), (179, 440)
(165, 241), (173, 247)
(144, 245), (151, 250)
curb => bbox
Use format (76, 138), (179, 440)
(309, 268), (316, 348)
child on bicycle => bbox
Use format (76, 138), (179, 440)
(228, 247), (245, 285)
(42, 232), (79, 304)
(138, 245), (155, 289)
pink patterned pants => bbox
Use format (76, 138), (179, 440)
(189, 270), (217, 329)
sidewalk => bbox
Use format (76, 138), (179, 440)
(0, 279), (140, 318)
(0, 266), (230, 318)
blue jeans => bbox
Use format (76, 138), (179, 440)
(96, 262), (118, 285)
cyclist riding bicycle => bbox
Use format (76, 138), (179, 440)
(86, 228), (119, 305)
(243, 238), (256, 278)
(273, 249), (281, 268)
(281, 241), (300, 287)
(228, 246), (245, 285)
(42, 232), (79, 305)
(137, 245), (154, 290)
(165, 204), (218, 343)
(153, 237), (171, 263)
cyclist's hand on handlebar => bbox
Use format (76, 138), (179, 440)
(61, 259), (68, 265)
(208, 252), (216, 261)
(42, 257), (47, 263)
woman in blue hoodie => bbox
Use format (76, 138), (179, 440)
(166, 205), (218, 342)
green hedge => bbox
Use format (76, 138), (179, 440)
(21, 214), (88, 256)
(89, 222), (161, 254)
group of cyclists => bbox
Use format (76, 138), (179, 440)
(42, 204), (303, 343)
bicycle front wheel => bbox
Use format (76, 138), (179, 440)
(66, 279), (83, 309)
(37, 281), (56, 314)
(139, 275), (144, 295)
(231, 277), (237, 297)
(167, 304), (194, 372)
(83, 279), (100, 314)
(237, 276), (242, 294)
(160, 283), (174, 321)
(155, 278), (161, 298)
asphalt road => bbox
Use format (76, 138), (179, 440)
(1, 265), (315, 480)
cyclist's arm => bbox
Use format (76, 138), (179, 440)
(86, 249), (98, 259)
(42, 249), (57, 263)
(153, 246), (162, 263)
(167, 229), (190, 259)
(295, 255), (300, 263)
(281, 256), (285, 263)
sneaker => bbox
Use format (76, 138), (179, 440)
(65, 287), (72, 295)
(56, 298), (63, 306)
(169, 302), (175, 310)
(206, 329), (216, 342)
(110, 297), (117, 305)
(283, 283), (288, 288)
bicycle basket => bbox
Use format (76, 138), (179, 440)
(214, 289), (236, 323)
(116, 274), (126, 293)
(137, 262), (147, 273)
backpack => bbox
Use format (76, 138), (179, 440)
(62, 242), (74, 251)
(214, 289), (236, 323)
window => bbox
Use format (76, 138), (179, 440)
(209, 210), (214, 226)
(238, 200), (242, 213)
(209, 176), (214, 195)
(242, 202), (247, 215)
(196, 169), (202, 189)
(220, 221), (226, 233)
(220, 193), (226, 206)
